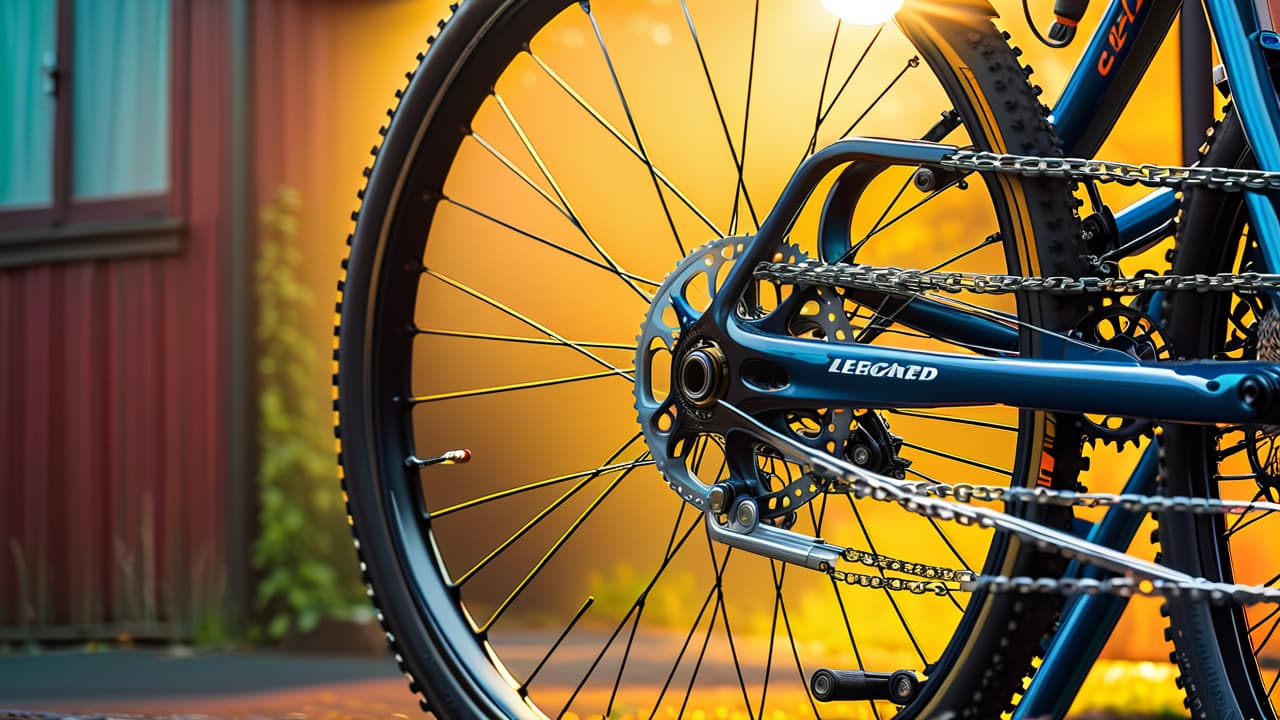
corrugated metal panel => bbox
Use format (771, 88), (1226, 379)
(0, 259), (226, 639)
(0, 0), (230, 641)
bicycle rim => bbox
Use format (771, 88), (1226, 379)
(336, 1), (1087, 717)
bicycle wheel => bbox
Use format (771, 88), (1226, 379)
(1161, 108), (1280, 720)
(336, 1), (1089, 717)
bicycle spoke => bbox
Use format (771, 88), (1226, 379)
(453, 435), (644, 586)
(559, 509), (702, 717)
(705, 536), (756, 720)
(808, 25), (883, 154)
(409, 369), (624, 405)
(768, 560), (824, 719)
(676, 549), (736, 720)
(1252, 613), (1280, 656)
(847, 494), (929, 666)
(679, 0), (758, 230)
(1218, 436), (1253, 461)
(1225, 489), (1266, 534)
(864, 172), (914, 240)
(606, 598), (645, 717)
(648, 581), (721, 720)
(829, 576), (882, 720)
(521, 595), (595, 691)
(874, 470), (975, 602)
(842, 179), (962, 261)
(901, 440), (1012, 477)
(430, 459), (655, 519)
(838, 56), (919, 140)
(582, 5), (686, 257)
(469, 130), (571, 222)
(470, 130), (653, 302)
(732, 0), (761, 234)
(424, 268), (637, 380)
(924, 233), (1003, 272)
(442, 195), (661, 287)
(1226, 509), (1276, 538)
(528, 51), (725, 239)
(417, 327), (634, 351)
(1250, 605), (1280, 633)
(812, 491), (882, 719)
(923, 290), (1104, 359)
(927, 515), (976, 574)
(758, 568), (781, 715)
(888, 408), (1017, 433)
(480, 455), (646, 632)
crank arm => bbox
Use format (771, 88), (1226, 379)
(726, 318), (1280, 425)
(714, 400), (1226, 591)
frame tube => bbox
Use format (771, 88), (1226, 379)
(1015, 444), (1159, 719)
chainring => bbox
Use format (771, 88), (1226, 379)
(1074, 302), (1172, 446)
(634, 238), (855, 520)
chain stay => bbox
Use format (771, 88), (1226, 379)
(719, 399), (1280, 604)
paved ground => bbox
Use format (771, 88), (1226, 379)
(0, 646), (1188, 719)
(0, 650), (419, 718)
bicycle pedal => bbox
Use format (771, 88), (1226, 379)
(810, 668), (922, 705)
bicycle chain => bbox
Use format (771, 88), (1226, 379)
(765, 149), (1280, 601)
(826, 548), (975, 596)
(821, 478), (1280, 602)
(756, 150), (1280, 296)
(754, 260), (1280, 296)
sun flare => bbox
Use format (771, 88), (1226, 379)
(819, 0), (903, 25)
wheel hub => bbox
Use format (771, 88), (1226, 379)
(677, 341), (726, 407)
(634, 237), (854, 518)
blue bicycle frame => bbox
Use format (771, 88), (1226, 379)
(1029, 0), (1280, 715)
(697, 1), (1280, 717)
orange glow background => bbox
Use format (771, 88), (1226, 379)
(287, 0), (1249, 714)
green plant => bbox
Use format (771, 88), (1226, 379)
(253, 186), (364, 639)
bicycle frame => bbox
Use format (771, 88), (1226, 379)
(1011, 0), (1279, 715)
(700, 1), (1280, 716)
(1027, 2), (1280, 715)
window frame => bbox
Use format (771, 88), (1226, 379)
(0, 0), (190, 267)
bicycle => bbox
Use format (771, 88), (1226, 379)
(335, 0), (1280, 717)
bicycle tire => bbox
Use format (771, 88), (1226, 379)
(336, 2), (1089, 717)
(1161, 107), (1278, 720)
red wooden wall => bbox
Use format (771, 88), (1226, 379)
(0, 0), (447, 641)
(0, 1), (231, 640)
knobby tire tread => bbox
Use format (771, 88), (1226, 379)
(335, 2), (1090, 717)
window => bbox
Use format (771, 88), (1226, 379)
(1, 0), (182, 262)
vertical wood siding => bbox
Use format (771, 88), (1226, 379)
(0, 1), (230, 640)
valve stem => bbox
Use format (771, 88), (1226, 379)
(406, 449), (472, 468)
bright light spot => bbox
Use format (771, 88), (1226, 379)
(653, 22), (672, 46)
(820, 0), (903, 25)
